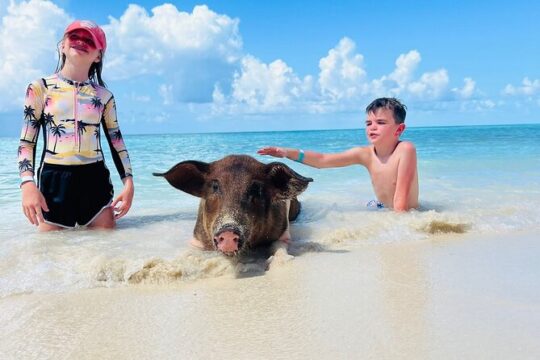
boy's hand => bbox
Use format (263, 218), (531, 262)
(21, 182), (49, 225)
(257, 146), (287, 158)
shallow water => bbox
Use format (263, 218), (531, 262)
(1, 124), (539, 296)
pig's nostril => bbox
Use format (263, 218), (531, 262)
(215, 236), (224, 244)
(214, 235), (238, 243)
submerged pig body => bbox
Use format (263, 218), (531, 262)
(154, 155), (312, 256)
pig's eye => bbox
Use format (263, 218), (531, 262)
(248, 182), (264, 201)
(210, 180), (220, 194)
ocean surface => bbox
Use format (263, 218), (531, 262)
(1, 124), (539, 297)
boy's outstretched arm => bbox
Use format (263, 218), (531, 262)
(257, 146), (365, 168)
(393, 142), (417, 211)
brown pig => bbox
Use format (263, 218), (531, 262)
(153, 155), (313, 256)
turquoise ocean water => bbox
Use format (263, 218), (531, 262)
(1, 124), (539, 296)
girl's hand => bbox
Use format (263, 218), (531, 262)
(112, 177), (134, 219)
(257, 146), (288, 158)
(21, 182), (49, 225)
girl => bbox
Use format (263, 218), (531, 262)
(18, 20), (134, 231)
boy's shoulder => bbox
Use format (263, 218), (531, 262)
(392, 141), (417, 163)
(395, 141), (416, 153)
(344, 145), (371, 156)
(345, 145), (373, 164)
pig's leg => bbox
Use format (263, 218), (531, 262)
(268, 200), (294, 268)
(267, 240), (294, 269)
(278, 199), (291, 244)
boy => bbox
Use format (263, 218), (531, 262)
(257, 97), (418, 211)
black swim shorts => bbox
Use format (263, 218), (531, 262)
(38, 161), (114, 228)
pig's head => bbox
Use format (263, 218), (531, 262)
(153, 155), (312, 256)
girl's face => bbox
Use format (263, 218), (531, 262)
(62, 29), (101, 64)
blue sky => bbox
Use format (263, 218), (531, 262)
(1, 0), (539, 135)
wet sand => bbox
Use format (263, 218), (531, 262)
(1, 230), (539, 359)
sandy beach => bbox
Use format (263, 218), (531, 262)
(1, 229), (539, 359)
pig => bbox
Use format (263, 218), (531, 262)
(153, 155), (313, 256)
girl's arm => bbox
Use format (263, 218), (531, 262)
(101, 95), (133, 179)
(102, 95), (134, 218)
(18, 80), (45, 178)
(19, 80), (48, 225)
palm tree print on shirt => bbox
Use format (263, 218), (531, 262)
(23, 105), (36, 138)
(50, 123), (66, 153)
(91, 97), (103, 109)
(18, 158), (32, 173)
(113, 130), (122, 141)
(23, 105), (35, 120)
(43, 113), (55, 127)
(93, 127), (101, 153)
(112, 100), (118, 123)
(27, 118), (41, 142)
(77, 122), (88, 152)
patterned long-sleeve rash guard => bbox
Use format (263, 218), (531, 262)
(18, 73), (132, 179)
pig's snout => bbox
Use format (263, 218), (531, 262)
(214, 226), (243, 255)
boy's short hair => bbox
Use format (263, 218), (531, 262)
(366, 98), (407, 124)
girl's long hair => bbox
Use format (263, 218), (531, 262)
(55, 39), (106, 87)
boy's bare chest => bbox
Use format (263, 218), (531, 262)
(367, 159), (399, 203)
(367, 154), (399, 192)
(368, 153), (399, 177)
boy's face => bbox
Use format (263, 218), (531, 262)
(365, 108), (405, 145)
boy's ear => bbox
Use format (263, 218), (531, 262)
(395, 123), (406, 137)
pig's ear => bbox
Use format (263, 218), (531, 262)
(153, 161), (210, 197)
(265, 162), (313, 200)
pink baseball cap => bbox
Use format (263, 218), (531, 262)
(64, 20), (107, 53)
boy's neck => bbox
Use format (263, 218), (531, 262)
(60, 63), (90, 83)
(373, 140), (401, 160)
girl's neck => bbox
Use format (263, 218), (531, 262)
(60, 62), (90, 83)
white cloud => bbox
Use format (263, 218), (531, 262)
(0, 0), (70, 111)
(458, 99), (496, 112)
(370, 50), (450, 100)
(318, 37), (367, 100)
(452, 77), (476, 98)
(388, 50), (421, 88)
(212, 38), (480, 115)
(406, 69), (449, 99)
(0, 2), (492, 120)
(105, 4), (242, 103)
(213, 55), (314, 114)
(503, 77), (540, 96)
(231, 55), (312, 109)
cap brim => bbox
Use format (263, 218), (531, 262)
(65, 26), (105, 51)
